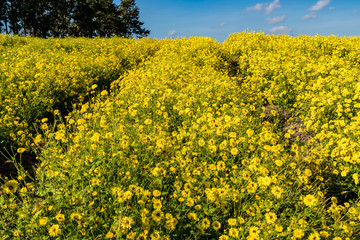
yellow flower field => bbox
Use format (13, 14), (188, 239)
(1, 32), (360, 239)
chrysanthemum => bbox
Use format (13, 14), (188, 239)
(121, 216), (135, 230)
(308, 232), (320, 240)
(219, 235), (229, 240)
(228, 218), (237, 226)
(303, 194), (318, 207)
(249, 226), (259, 236)
(152, 190), (161, 197)
(231, 148), (239, 155)
(201, 218), (211, 229)
(105, 231), (114, 239)
(265, 212), (277, 224)
(70, 212), (82, 221)
(293, 229), (304, 239)
(56, 213), (65, 222)
(4, 180), (19, 194)
(152, 210), (164, 222)
(137, 233), (147, 240)
(126, 231), (136, 239)
(229, 228), (239, 238)
(48, 224), (61, 237)
(39, 217), (48, 226)
(152, 199), (162, 209)
(150, 231), (161, 240)
(212, 221), (221, 230)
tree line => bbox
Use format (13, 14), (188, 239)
(0, 0), (150, 38)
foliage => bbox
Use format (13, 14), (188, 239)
(0, 0), (149, 38)
(1, 32), (360, 239)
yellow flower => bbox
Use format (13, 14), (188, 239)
(106, 231), (114, 238)
(121, 216), (135, 230)
(258, 176), (272, 187)
(56, 213), (65, 222)
(90, 132), (101, 142)
(187, 212), (199, 221)
(13, 230), (21, 237)
(17, 148), (26, 153)
(271, 186), (283, 198)
(231, 148), (239, 155)
(186, 198), (195, 207)
(275, 224), (283, 232)
(249, 226), (259, 236)
(91, 178), (101, 186)
(153, 198), (162, 209)
(150, 231), (161, 240)
(212, 221), (221, 230)
(153, 190), (161, 197)
(265, 212), (277, 224)
(19, 187), (27, 195)
(126, 231), (136, 239)
(238, 216), (245, 224)
(293, 229), (304, 239)
(304, 169), (312, 177)
(217, 161), (226, 171)
(70, 212), (82, 221)
(246, 129), (254, 137)
(219, 235), (229, 240)
(229, 228), (239, 238)
(228, 218), (237, 226)
(308, 232), (320, 240)
(39, 217), (48, 226)
(275, 160), (283, 166)
(303, 194), (318, 207)
(152, 210), (164, 222)
(4, 180), (19, 194)
(144, 119), (152, 125)
(137, 233), (147, 240)
(201, 218), (211, 229)
(353, 173), (359, 185)
(320, 231), (329, 238)
(48, 224), (61, 237)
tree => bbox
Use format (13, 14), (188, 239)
(48, 0), (71, 37)
(69, 0), (97, 37)
(18, 0), (51, 37)
(7, 0), (21, 34)
(93, 0), (118, 37)
(0, 0), (7, 33)
(1, 0), (150, 38)
(116, 0), (149, 38)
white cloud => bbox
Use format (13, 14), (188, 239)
(265, 0), (281, 14)
(302, 12), (318, 20)
(218, 22), (226, 27)
(329, 6), (335, 10)
(212, 22), (227, 29)
(269, 26), (292, 34)
(309, 0), (331, 11)
(168, 30), (176, 36)
(266, 16), (286, 24)
(247, 3), (264, 11)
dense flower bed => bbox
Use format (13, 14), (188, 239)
(0, 33), (360, 239)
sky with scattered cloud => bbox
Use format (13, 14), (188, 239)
(116, 0), (360, 42)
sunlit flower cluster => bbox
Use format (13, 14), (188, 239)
(1, 32), (360, 239)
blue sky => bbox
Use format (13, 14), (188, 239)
(115, 0), (360, 42)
